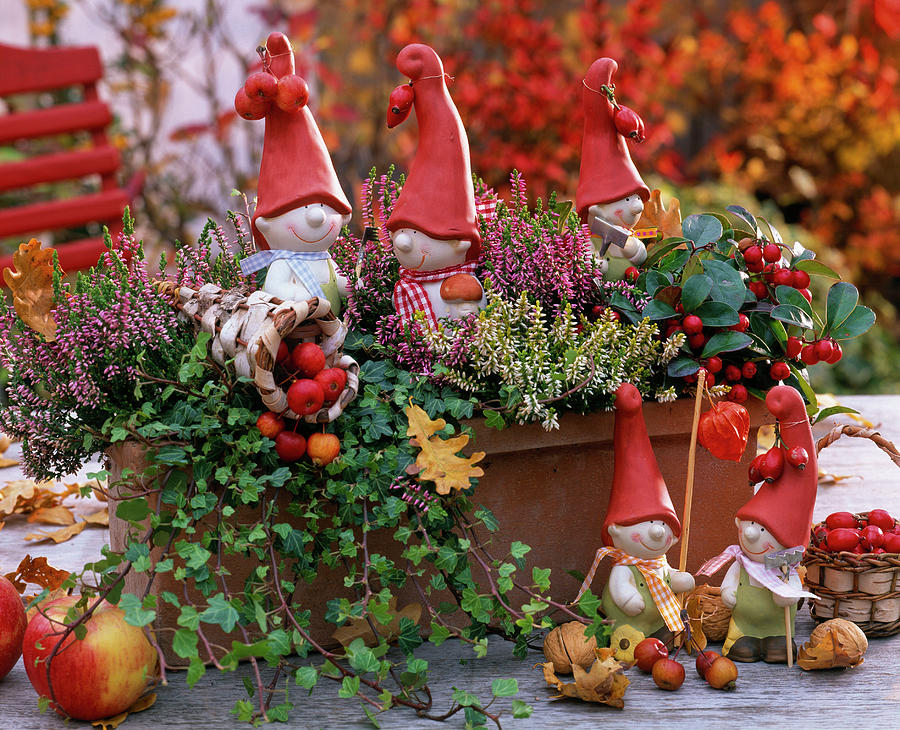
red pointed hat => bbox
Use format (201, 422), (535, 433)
(386, 43), (480, 259)
(576, 58), (650, 222)
(602, 383), (680, 546)
(737, 386), (818, 548)
(251, 32), (351, 250)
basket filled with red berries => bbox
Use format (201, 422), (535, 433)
(802, 424), (900, 637)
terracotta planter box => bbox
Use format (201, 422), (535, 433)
(108, 398), (772, 666)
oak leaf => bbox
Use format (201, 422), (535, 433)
(798, 619), (867, 670)
(635, 189), (682, 240)
(539, 647), (629, 708)
(25, 520), (88, 544)
(83, 508), (110, 526)
(405, 402), (484, 495)
(0, 479), (38, 516)
(91, 693), (157, 729)
(4, 555), (70, 594)
(332, 596), (422, 648)
(27, 506), (75, 526)
(2, 238), (58, 341)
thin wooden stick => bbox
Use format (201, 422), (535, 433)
(785, 606), (793, 667)
(678, 370), (706, 584)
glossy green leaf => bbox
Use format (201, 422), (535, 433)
(787, 363), (818, 413)
(644, 237), (689, 268)
(830, 305), (875, 340)
(492, 678), (518, 697)
(775, 285), (813, 318)
(682, 214), (723, 250)
(643, 270), (671, 297)
(770, 304), (814, 330)
(643, 300), (677, 321)
(694, 301), (740, 327)
(680, 274), (713, 312)
(825, 282), (860, 332)
(795, 259), (840, 279)
(813, 405), (860, 424)
(758, 216), (783, 244)
(726, 204), (760, 235)
(667, 356), (700, 377)
(702, 259), (746, 310)
(701, 331), (752, 357)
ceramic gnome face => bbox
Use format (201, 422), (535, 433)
(392, 229), (470, 271)
(608, 519), (676, 560)
(257, 204), (351, 254)
(735, 519), (786, 563)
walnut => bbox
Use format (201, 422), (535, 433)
(542, 621), (598, 674)
(798, 618), (868, 670)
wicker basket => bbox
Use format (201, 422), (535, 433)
(802, 424), (900, 638)
(157, 281), (359, 423)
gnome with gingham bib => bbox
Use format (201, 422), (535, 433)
(698, 385), (819, 663)
(238, 32), (352, 316)
(575, 383), (694, 645)
(577, 58), (650, 280)
(386, 43), (485, 327)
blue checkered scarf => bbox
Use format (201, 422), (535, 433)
(240, 250), (329, 300)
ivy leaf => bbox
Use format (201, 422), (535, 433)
(451, 687), (481, 708)
(482, 409), (506, 430)
(491, 678), (518, 697)
(186, 656), (206, 688)
(532, 567), (551, 592)
(200, 594), (239, 633)
(295, 666), (318, 690)
(338, 675), (360, 698)
(118, 593), (156, 627)
(405, 402), (485, 495)
(116, 498), (150, 523)
(172, 628), (199, 659)
(511, 699), (534, 718)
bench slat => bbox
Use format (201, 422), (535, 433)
(0, 43), (103, 95)
(0, 190), (128, 238)
(0, 146), (120, 192)
(0, 102), (112, 144)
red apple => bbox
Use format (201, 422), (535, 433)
(652, 657), (685, 691)
(882, 533), (900, 553)
(291, 342), (326, 378)
(274, 431), (307, 462)
(275, 340), (290, 365)
(314, 368), (347, 404)
(287, 379), (325, 416)
(256, 411), (285, 439)
(825, 512), (858, 530)
(633, 637), (668, 673)
(23, 596), (157, 721)
(861, 525), (885, 550)
(307, 433), (341, 466)
(695, 650), (719, 679)
(244, 71), (278, 101)
(234, 87), (269, 120)
(0, 575), (26, 679)
(275, 74), (309, 113)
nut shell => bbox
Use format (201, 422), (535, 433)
(798, 618), (868, 670)
(542, 621), (598, 674)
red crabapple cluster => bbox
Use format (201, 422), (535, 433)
(748, 440), (808, 485)
(255, 341), (347, 465)
(812, 509), (900, 554)
(234, 60), (309, 120)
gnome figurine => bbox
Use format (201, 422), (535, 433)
(239, 33), (352, 315)
(575, 383), (694, 644)
(576, 58), (650, 279)
(386, 43), (485, 327)
(697, 385), (819, 663)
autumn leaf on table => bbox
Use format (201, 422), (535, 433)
(0, 478), (94, 521)
(25, 520), (88, 544)
(2, 238), (59, 341)
(635, 189), (682, 241)
(539, 647), (629, 708)
(0, 479), (39, 516)
(405, 401), (484, 495)
(91, 692), (157, 729)
(83, 508), (110, 526)
(4, 554), (70, 594)
(332, 596), (423, 648)
(27, 505), (75, 526)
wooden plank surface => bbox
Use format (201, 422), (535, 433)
(0, 394), (898, 728)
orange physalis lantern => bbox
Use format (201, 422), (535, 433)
(697, 401), (750, 462)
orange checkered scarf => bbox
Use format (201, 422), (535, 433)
(575, 547), (685, 633)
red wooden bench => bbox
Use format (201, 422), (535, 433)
(0, 42), (138, 274)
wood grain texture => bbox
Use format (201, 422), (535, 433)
(0, 395), (898, 728)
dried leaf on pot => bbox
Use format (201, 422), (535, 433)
(404, 402), (484, 495)
(635, 189), (682, 240)
(539, 648), (629, 708)
(4, 554), (70, 593)
(2, 238), (59, 341)
(798, 619), (867, 670)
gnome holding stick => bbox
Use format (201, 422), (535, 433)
(238, 32), (352, 315)
(386, 43), (486, 327)
(575, 383), (694, 645)
(697, 385), (819, 663)
(576, 58), (650, 280)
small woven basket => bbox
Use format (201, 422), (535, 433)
(802, 424), (900, 638)
(685, 584), (731, 642)
(156, 281), (359, 423)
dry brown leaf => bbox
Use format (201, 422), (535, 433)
(91, 693), (157, 729)
(25, 520), (87, 544)
(635, 189), (682, 240)
(798, 619), (867, 670)
(0, 435), (11, 453)
(27, 505), (76, 526)
(2, 238), (58, 341)
(0, 479), (37, 515)
(0, 457), (20, 468)
(0, 478), (94, 521)
(4, 555), (70, 593)
(83, 508), (110, 526)
(332, 596), (423, 648)
(817, 469), (859, 486)
(539, 649), (629, 708)
(405, 402), (484, 495)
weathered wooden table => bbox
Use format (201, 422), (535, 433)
(1, 394), (898, 728)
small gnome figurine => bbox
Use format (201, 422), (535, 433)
(238, 33), (352, 315)
(697, 385), (819, 663)
(386, 43), (486, 327)
(439, 273), (484, 319)
(576, 58), (650, 279)
(575, 383), (694, 644)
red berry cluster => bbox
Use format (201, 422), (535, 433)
(739, 239), (811, 302)
(811, 510), (900, 554)
(748, 442), (808, 485)
(255, 341), (346, 465)
(234, 69), (310, 121)
(793, 336), (843, 365)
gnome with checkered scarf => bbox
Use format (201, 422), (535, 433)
(575, 383), (694, 645)
(386, 43), (485, 327)
(697, 385), (819, 663)
(240, 32), (352, 316)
